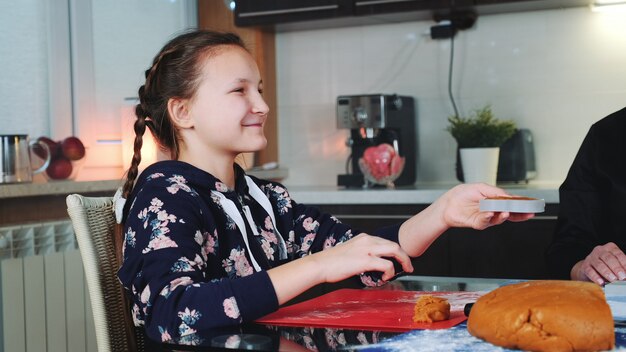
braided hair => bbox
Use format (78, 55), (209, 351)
(121, 30), (246, 201)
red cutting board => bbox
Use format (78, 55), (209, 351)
(257, 288), (485, 332)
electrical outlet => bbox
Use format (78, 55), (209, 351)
(430, 11), (477, 40)
(430, 21), (457, 39)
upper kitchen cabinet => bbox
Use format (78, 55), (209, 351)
(352, 0), (530, 16)
(234, 0), (353, 27)
(233, 0), (592, 30)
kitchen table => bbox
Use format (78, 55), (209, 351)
(151, 275), (626, 351)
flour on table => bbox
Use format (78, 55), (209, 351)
(353, 325), (507, 352)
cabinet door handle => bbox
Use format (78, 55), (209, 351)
(335, 214), (412, 220)
(532, 215), (557, 220)
(238, 5), (340, 18)
(355, 0), (424, 6)
(335, 214), (557, 220)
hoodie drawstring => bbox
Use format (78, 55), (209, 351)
(211, 176), (288, 272)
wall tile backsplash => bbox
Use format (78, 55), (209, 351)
(276, 7), (626, 187)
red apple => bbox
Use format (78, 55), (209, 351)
(61, 136), (86, 160)
(46, 157), (73, 180)
(390, 155), (405, 176)
(34, 136), (61, 159)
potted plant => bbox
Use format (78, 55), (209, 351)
(446, 105), (516, 185)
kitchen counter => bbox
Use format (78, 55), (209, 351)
(1, 178), (559, 204)
(0, 168), (289, 225)
(0, 179), (122, 199)
(288, 183), (559, 205)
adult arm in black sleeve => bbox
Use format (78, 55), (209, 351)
(546, 127), (601, 279)
(546, 108), (626, 282)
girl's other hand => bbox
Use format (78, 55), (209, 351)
(437, 183), (535, 230)
(313, 233), (414, 283)
(267, 233), (413, 305)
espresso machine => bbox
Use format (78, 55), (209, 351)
(336, 94), (417, 188)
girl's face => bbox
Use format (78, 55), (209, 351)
(184, 45), (269, 159)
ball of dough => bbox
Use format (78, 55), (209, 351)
(413, 295), (450, 323)
(467, 280), (614, 352)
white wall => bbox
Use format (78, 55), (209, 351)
(0, 0), (50, 138)
(276, 7), (626, 187)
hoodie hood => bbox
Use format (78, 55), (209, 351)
(122, 160), (249, 223)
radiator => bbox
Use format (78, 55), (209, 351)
(0, 220), (97, 352)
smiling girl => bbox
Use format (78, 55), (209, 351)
(117, 29), (532, 347)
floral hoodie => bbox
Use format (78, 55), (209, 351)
(118, 160), (399, 346)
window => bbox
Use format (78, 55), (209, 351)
(0, 0), (66, 139)
(0, 0), (197, 180)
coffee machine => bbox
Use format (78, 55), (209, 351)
(336, 94), (417, 188)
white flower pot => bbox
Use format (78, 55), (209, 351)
(460, 147), (500, 185)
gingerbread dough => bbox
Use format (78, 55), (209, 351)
(467, 280), (614, 352)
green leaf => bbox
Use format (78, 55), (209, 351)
(446, 105), (517, 148)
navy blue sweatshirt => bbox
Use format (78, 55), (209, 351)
(118, 160), (399, 346)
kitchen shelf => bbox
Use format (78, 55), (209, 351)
(0, 168), (290, 199)
(0, 179), (122, 200)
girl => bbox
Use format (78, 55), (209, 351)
(117, 29), (532, 347)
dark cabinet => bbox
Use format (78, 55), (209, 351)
(234, 0), (353, 27)
(443, 218), (556, 279)
(233, 0), (583, 28)
(314, 203), (559, 280)
(353, 0), (461, 16)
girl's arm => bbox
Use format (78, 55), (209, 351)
(398, 183), (534, 257)
(268, 233), (413, 305)
(267, 182), (533, 305)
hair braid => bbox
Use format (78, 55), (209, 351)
(121, 104), (147, 199)
(144, 47), (176, 92)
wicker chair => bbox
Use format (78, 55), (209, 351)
(66, 194), (145, 352)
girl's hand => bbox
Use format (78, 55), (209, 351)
(268, 233), (413, 305)
(437, 183), (535, 230)
(313, 233), (414, 283)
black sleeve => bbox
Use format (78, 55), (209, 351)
(373, 223), (401, 243)
(545, 125), (603, 279)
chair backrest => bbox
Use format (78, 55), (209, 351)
(66, 194), (145, 352)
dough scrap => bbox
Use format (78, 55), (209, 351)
(413, 295), (450, 323)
